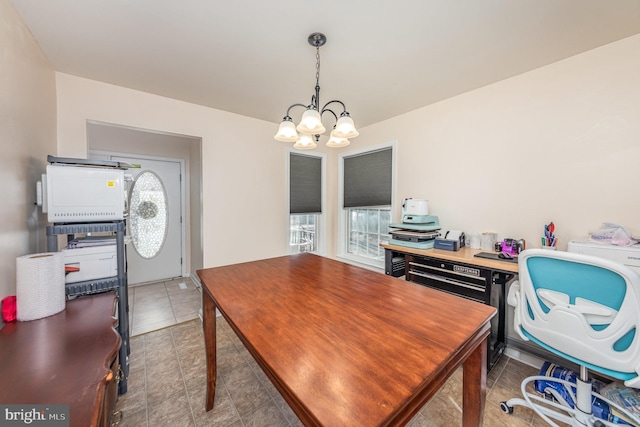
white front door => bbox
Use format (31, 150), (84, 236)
(113, 156), (183, 284)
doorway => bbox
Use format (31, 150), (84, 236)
(87, 121), (203, 285)
(113, 154), (183, 284)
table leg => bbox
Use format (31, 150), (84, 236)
(462, 338), (488, 427)
(203, 292), (217, 411)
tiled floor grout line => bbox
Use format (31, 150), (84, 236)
(171, 326), (198, 425)
(163, 282), (178, 325)
(142, 334), (150, 427)
(219, 325), (246, 427)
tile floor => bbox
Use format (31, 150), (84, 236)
(128, 277), (202, 336)
(115, 314), (557, 427)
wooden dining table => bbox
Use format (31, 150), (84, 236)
(197, 253), (496, 426)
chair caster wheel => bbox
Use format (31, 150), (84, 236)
(500, 401), (513, 414)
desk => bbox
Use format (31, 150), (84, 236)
(382, 245), (519, 275)
(382, 245), (518, 370)
(197, 253), (496, 426)
(0, 292), (121, 427)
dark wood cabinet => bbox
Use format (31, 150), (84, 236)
(0, 292), (121, 427)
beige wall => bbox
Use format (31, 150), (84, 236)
(56, 73), (292, 269)
(350, 34), (640, 252)
(0, 0), (57, 301)
(52, 33), (640, 275)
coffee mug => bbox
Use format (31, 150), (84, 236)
(466, 232), (481, 249)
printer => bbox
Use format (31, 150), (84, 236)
(567, 239), (640, 274)
(62, 244), (118, 284)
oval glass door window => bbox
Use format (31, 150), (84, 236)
(129, 170), (168, 258)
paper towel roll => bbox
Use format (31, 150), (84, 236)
(16, 252), (66, 321)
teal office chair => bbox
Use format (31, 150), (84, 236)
(501, 249), (640, 427)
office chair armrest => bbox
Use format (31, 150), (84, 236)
(537, 289), (617, 323)
(574, 297), (616, 318)
(507, 281), (520, 307)
(508, 281), (530, 342)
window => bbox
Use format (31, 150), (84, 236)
(289, 214), (317, 253)
(129, 170), (168, 259)
(288, 151), (325, 254)
(347, 208), (391, 260)
(340, 144), (394, 267)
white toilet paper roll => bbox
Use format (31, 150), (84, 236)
(16, 252), (66, 321)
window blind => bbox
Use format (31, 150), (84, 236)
(290, 153), (322, 214)
(343, 147), (392, 208)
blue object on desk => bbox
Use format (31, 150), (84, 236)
(434, 238), (460, 251)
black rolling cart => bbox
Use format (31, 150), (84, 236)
(46, 221), (130, 394)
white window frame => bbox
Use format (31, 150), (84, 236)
(286, 148), (326, 255)
(338, 141), (397, 269)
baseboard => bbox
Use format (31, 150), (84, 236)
(504, 346), (545, 369)
(189, 272), (202, 290)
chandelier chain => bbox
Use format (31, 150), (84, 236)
(315, 47), (321, 89)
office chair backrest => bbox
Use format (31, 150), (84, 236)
(513, 249), (640, 388)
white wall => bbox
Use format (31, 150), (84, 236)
(55, 34), (640, 273)
(56, 73), (291, 268)
(0, 0), (57, 302)
(349, 34), (640, 251)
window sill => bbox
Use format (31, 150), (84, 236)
(335, 254), (385, 274)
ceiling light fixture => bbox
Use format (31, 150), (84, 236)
(274, 33), (359, 150)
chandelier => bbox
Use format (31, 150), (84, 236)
(274, 33), (359, 150)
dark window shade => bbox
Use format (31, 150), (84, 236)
(290, 153), (322, 214)
(343, 147), (392, 208)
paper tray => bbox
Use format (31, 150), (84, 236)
(389, 223), (441, 232)
(390, 230), (440, 242)
(388, 239), (435, 250)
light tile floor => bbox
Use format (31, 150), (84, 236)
(128, 277), (202, 336)
(115, 315), (557, 427)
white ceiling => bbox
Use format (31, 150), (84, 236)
(10, 0), (640, 128)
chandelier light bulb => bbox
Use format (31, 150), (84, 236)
(296, 109), (325, 135)
(332, 115), (359, 139)
(274, 119), (299, 142)
(326, 129), (350, 148)
(293, 134), (317, 150)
